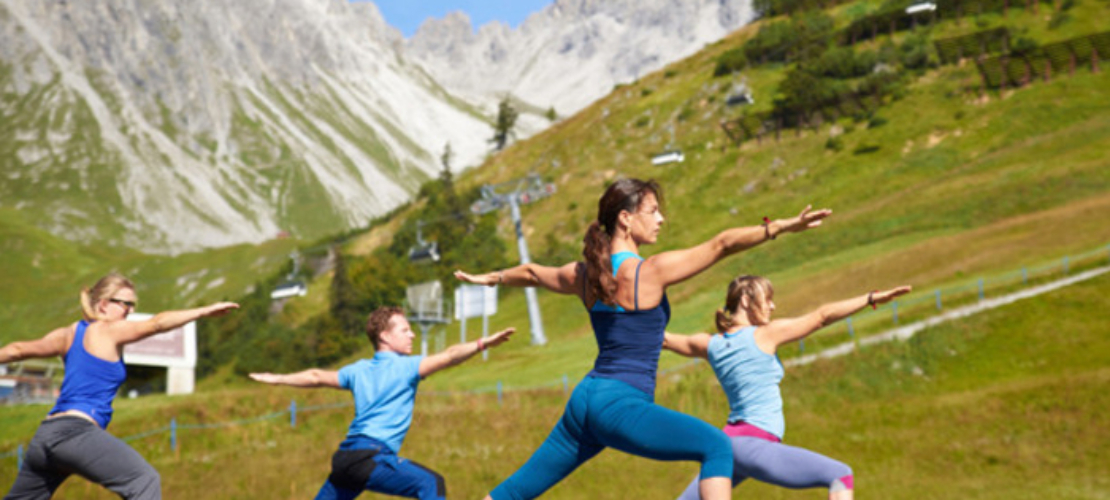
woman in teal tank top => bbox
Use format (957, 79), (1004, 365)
(0, 273), (238, 499)
(664, 275), (910, 500)
(456, 179), (832, 500)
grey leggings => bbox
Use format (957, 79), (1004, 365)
(4, 416), (160, 500)
(676, 436), (852, 499)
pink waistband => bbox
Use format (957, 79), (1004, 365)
(722, 421), (781, 443)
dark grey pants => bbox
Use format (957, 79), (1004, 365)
(4, 416), (160, 500)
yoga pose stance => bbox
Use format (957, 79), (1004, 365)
(249, 306), (515, 500)
(664, 275), (911, 500)
(455, 178), (831, 500)
(1, 273), (238, 500)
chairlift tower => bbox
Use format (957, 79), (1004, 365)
(471, 173), (556, 346)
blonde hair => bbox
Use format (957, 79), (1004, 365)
(715, 275), (774, 332)
(80, 273), (135, 321)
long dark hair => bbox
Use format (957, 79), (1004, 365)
(582, 178), (662, 306)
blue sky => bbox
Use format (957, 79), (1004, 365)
(366, 1), (554, 38)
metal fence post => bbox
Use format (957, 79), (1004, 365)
(16, 444), (23, 470)
(978, 278), (985, 301)
(290, 400), (297, 428)
(563, 374), (569, 394)
(497, 381), (503, 406)
(170, 418), (177, 452)
(892, 301), (899, 324)
(935, 289), (942, 310)
(799, 339), (805, 355)
(846, 316), (855, 339)
(1022, 267), (1028, 285)
(1063, 256), (1069, 274)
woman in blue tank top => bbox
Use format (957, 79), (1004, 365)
(664, 275), (910, 500)
(0, 273), (238, 500)
(455, 178), (831, 500)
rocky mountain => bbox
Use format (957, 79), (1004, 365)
(406, 0), (755, 118)
(0, 0), (755, 254)
(1, 0), (490, 253)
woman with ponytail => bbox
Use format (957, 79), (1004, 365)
(455, 178), (831, 500)
(1, 273), (238, 499)
(664, 275), (911, 500)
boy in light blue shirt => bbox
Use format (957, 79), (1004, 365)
(251, 305), (515, 500)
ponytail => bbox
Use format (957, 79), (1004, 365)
(715, 308), (734, 333)
(583, 221), (617, 305)
(80, 288), (98, 321)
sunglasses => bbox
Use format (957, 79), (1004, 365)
(109, 298), (138, 309)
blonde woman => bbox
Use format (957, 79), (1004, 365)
(1, 273), (238, 500)
(664, 275), (910, 500)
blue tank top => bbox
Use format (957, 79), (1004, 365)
(51, 320), (127, 429)
(585, 252), (671, 395)
(707, 326), (786, 439)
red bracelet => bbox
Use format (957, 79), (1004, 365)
(762, 217), (776, 240)
(477, 338), (486, 351)
(867, 291), (877, 310)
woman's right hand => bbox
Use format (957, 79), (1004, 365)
(778, 205), (833, 235)
(454, 270), (498, 287)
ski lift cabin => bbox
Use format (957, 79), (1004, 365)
(270, 281), (307, 300)
(651, 150), (685, 165)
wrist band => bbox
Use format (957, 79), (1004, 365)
(867, 291), (877, 310)
(498, 270), (505, 285)
(762, 217), (776, 240)
(477, 338), (486, 351)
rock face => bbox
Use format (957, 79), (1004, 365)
(406, 0), (755, 117)
(1, 0), (491, 253)
(0, 0), (754, 254)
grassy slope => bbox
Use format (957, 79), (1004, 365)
(0, 206), (302, 343)
(3, 258), (1105, 499)
(362, 0), (1110, 391)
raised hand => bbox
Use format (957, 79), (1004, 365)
(483, 327), (516, 349)
(203, 302), (240, 317)
(454, 270), (499, 287)
(780, 205), (833, 234)
(871, 286), (913, 306)
(248, 373), (281, 385)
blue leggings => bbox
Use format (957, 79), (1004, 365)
(675, 436), (853, 499)
(491, 376), (733, 500)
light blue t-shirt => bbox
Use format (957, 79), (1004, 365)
(337, 351), (424, 454)
(707, 326), (786, 439)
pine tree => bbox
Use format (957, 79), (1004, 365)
(490, 96), (519, 150)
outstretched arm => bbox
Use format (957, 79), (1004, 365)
(644, 206), (831, 288)
(104, 302), (239, 346)
(756, 286), (912, 353)
(418, 328), (516, 378)
(663, 332), (712, 359)
(0, 326), (71, 363)
(455, 262), (581, 295)
(249, 369), (342, 389)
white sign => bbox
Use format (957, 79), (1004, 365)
(122, 313), (197, 395)
(455, 285), (498, 320)
(123, 313), (197, 368)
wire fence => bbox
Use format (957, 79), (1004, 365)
(2, 242), (1108, 470)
